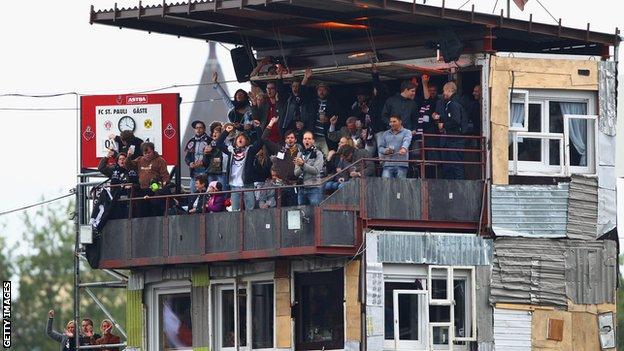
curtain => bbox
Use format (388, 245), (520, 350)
(560, 102), (588, 166)
(508, 103), (525, 145)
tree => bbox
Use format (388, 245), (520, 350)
(0, 228), (13, 283)
(10, 200), (126, 351)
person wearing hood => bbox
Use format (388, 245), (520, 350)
(433, 81), (467, 179)
(205, 181), (226, 213)
(212, 71), (253, 129)
(215, 124), (264, 211)
(294, 131), (325, 205)
(185, 120), (211, 192)
(46, 310), (76, 351)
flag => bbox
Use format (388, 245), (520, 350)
(513, 0), (529, 10)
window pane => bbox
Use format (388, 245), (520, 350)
(430, 305), (450, 323)
(454, 280), (466, 338)
(431, 278), (447, 300)
(510, 102), (525, 129)
(252, 284), (274, 349)
(300, 284), (337, 343)
(221, 290), (235, 348)
(549, 102), (565, 133)
(549, 140), (561, 165)
(159, 293), (193, 351)
(518, 138), (542, 162)
(568, 119), (588, 167)
(432, 326), (450, 345)
(238, 288), (247, 347)
(398, 294), (420, 340)
(528, 104), (542, 132)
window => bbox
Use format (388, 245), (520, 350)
(294, 269), (344, 350)
(383, 265), (476, 350)
(148, 283), (193, 351)
(508, 90), (597, 176)
(213, 281), (274, 350)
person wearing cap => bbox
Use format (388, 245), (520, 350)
(301, 71), (344, 156)
(185, 120), (211, 192)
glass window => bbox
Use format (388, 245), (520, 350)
(432, 325), (451, 345)
(238, 288), (247, 347)
(221, 290), (235, 348)
(251, 283), (274, 349)
(295, 270), (344, 350)
(384, 282), (422, 341)
(454, 280), (466, 338)
(159, 293), (193, 351)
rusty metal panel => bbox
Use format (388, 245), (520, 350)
(168, 215), (202, 257)
(205, 211), (240, 253)
(566, 175), (598, 240)
(491, 238), (567, 307)
(427, 179), (483, 221)
(565, 240), (617, 304)
(375, 231), (492, 266)
(131, 217), (163, 258)
(321, 178), (360, 206)
(598, 61), (617, 136)
(281, 206), (315, 248)
(100, 219), (129, 261)
(244, 208), (277, 251)
(365, 178), (421, 220)
(321, 210), (355, 246)
(492, 184), (569, 238)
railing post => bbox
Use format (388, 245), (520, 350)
(420, 134), (426, 179)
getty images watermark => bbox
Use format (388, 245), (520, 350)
(2, 281), (10, 348)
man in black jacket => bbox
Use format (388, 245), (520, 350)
(381, 80), (420, 131)
(184, 120), (211, 192)
(433, 82), (466, 179)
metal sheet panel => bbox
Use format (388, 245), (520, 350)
(427, 179), (483, 222)
(365, 178), (421, 220)
(598, 61), (617, 136)
(566, 175), (598, 240)
(281, 206), (315, 248)
(491, 238), (567, 306)
(168, 215), (202, 257)
(321, 178), (360, 206)
(209, 261), (275, 278)
(375, 232), (492, 266)
(205, 211), (240, 253)
(100, 219), (129, 261)
(476, 266), (494, 343)
(565, 240), (618, 304)
(321, 210), (355, 246)
(492, 184), (569, 238)
(244, 208), (277, 251)
(493, 308), (532, 351)
(131, 217), (163, 258)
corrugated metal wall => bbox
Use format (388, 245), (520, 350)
(374, 231), (493, 265)
(566, 175), (598, 240)
(491, 184), (569, 238)
(493, 308), (532, 351)
(491, 238), (618, 307)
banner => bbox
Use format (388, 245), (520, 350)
(80, 93), (180, 169)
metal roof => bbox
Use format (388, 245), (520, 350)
(90, 0), (620, 69)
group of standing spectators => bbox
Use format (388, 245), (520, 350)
(46, 310), (120, 351)
(95, 61), (482, 217)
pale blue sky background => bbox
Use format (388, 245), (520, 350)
(0, 0), (623, 252)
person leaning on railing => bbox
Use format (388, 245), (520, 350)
(262, 116), (301, 207)
(377, 115), (412, 179)
(294, 131), (325, 206)
(125, 142), (170, 216)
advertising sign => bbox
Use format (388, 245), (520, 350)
(80, 93), (180, 169)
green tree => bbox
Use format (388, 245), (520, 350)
(10, 200), (126, 351)
(0, 229), (13, 283)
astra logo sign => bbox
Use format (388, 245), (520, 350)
(126, 95), (148, 104)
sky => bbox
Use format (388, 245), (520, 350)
(0, 0), (623, 252)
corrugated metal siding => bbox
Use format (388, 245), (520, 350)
(565, 240), (618, 304)
(566, 175), (598, 240)
(491, 184), (569, 238)
(491, 238), (618, 306)
(493, 308), (532, 351)
(491, 238), (568, 306)
(598, 60), (617, 136)
(375, 232), (493, 266)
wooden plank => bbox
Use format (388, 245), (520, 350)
(494, 303), (555, 311)
(571, 312), (600, 351)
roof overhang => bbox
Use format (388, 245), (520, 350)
(90, 0), (620, 69)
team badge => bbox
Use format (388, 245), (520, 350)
(104, 120), (112, 130)
(144, 119), (153, 129)
(164, 123), (176, 139)
(83, 126), (95, 141)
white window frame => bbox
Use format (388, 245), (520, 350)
(383, 265), (476, 351)
(147, 281), (193, 351)
(509, 89), (530, 131)
(508, 89), (597, 177)
(564, 114), (598, 175)
(211, 275), (276, 351)
(428, 266), (453, 305)
(392, 289), (429, 350)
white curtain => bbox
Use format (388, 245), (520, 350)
(508, 103), (525, 145)
(560, 102), (588, 166)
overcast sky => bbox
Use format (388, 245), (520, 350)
(0, 0), (623, 250)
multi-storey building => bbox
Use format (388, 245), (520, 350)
(82, 1), (620, 350)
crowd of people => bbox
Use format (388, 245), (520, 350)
(46, 310), (121, 351)
(94, 62), (482, 218)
